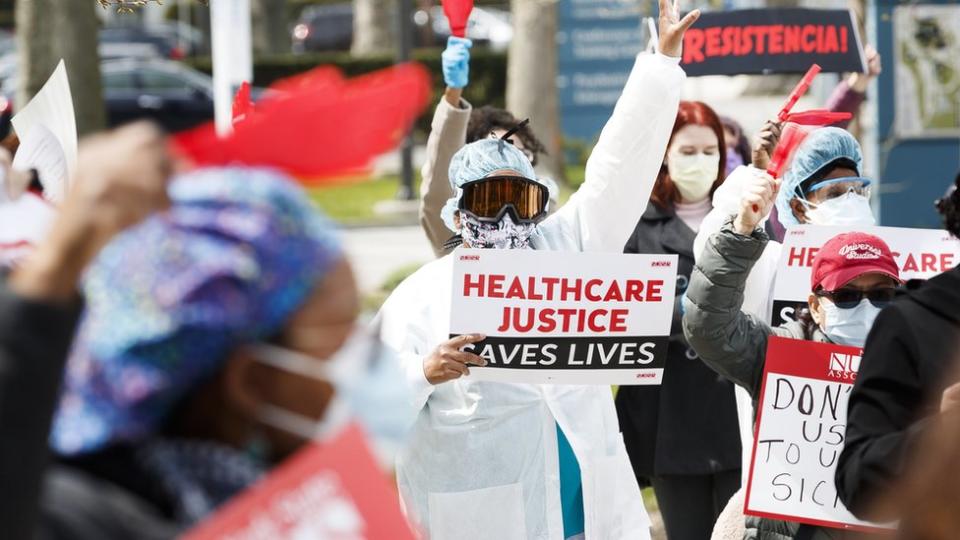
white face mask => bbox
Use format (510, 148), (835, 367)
(667, 152), (719, 202)
(247, 327), (416, 468)
(802, 192), (876, 226)
(819, 298), (882, 348)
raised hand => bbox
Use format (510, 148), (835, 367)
(10, 122), (171, 300)
(657, 0), (700, 58)
(441, 36), (472, 90)
(733, 169), (780, 236)
(751, 119), (783, 170)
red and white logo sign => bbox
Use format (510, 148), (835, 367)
(838, 243), (881, 260)
(184, 423), (415, 540)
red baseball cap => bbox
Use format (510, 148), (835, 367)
(810, 232), (902, 291)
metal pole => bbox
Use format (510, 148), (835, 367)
(396, 0), (415, 200)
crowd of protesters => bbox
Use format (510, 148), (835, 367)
(1, 1), (959, 539)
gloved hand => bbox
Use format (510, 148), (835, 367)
(441, 36), (472, 89)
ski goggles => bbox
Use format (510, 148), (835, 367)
(458, 175), (549, 224)
(816, 286), (897, 309)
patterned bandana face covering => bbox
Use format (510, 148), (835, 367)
(461, 212), (536, 249)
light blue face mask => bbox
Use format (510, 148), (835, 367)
(820, 298), (882, 348)
(247, 328), (416, 468)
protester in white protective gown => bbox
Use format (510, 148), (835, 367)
(375, 4), (700, 539)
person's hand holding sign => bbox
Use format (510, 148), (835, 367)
(423, 334), (487, 384)
(657, 0), (700, 58)
(734, 169), (780, 236)
(751, 119), (784, 170)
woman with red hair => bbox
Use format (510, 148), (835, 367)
(615, 100), (742, 539)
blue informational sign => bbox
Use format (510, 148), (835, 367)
(872, 0), (960, 228)
(556, 0), (648, 144)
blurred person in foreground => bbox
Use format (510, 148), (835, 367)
(40, 165), (412, 539)
(616, 100), (742, 540)
(0, 122), (171, 540)
(420, 33), (555, 258)
(376, 2), (699, 538)
(835, 172), (960, 524)
(891, 362), (960, 540)
(683, 165), (902, 539)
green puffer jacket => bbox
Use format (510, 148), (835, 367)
(681, 221), (860, 540)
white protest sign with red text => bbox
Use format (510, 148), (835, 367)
(450, 248), (678, 385)
(745, 337), (892, 532)
(184, 423), (415, 540)
(771, 225), (960, 325)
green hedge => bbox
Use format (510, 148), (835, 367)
(184, 48), (507, 140)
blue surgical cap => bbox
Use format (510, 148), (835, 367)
(441, 138), (541, 231)
(52, 167), (342, 455)
(775, 127), (864, 226)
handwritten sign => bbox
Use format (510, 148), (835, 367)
(449, 248), (677, 385)
(771, 225), (960, 325)
(745, 337), (892, 532)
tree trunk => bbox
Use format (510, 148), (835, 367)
(507, 0), (565, 182)
(16, 0), (105, 136)
(252, 0), (289, 55)
(351, 0), (394, 56)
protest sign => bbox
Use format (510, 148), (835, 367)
(184, 423), (415, 540)
(771, 225), (960, 326)
(745, 337), (892, 532)
(674, 8), (865, 76)
(449, 248), (677, 385)
(11, 59), (77, 204)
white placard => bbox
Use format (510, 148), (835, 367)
(746, 337), (893, 532)
(11, 60), (77, 204)
(449, 248), (678, 385)
(771, 225), (960, 325)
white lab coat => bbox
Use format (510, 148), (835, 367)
(692, 164), (782, 484)
(377, 53), (684, 540)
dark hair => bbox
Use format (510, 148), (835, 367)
(936, 172), (960, 238)
(720, 116), (751, 167)
(651, 101), (727, 208)
(466, 106), (547, 166)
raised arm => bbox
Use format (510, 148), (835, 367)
(683, 170), (780, 396)
(548, 1), (696, 252)
(419, 37), (474, 257)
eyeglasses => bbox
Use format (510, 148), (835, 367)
(802, 178), (872, 200)
(459, 175), (549, 224)
(816, 287), (896, 309)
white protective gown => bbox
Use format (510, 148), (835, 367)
(377, 53), (685, 540)
(692, 164), (782, 483)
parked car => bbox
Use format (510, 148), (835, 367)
(292, 3), (354, 53)
(1, 59), (220, 135)
(99, 26), (185, 60)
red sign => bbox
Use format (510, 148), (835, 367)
(184, 423), (416, 540)
(744, 337), (892, 532)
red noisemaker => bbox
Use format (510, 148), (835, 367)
(756, 64), (851, 213)
(442, 0), (475, 38)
